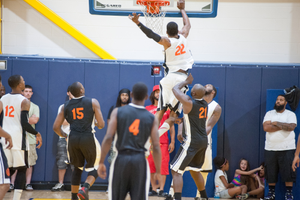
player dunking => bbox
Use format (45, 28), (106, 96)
(53, 82), (105, 200)
(98, 82), (162, 200)
(0, 75), (42, 200)
(129, 0), (193, 136)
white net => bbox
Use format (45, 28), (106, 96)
(137, 1), (170, 35)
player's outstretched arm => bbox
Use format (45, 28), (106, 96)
(92, 98), (105, 129)
(150, 117), (161, 175)
(292, 134), (300, 172)
(98, 108), (118, 179)
(21, 98), (42, 148)
(177, 0), (191, 38)
(129, 12), (171, 49)
(53, 105), (68, 138)
(172, 73), (193, 114)
(206, 105), (222, 135)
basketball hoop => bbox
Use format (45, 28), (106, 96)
(136, 0), (170, 35)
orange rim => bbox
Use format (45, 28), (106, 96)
(136, 0), (170, 14)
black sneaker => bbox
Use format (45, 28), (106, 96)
(264, 191), (275, 200)
(285, 192), (294, 200)
(148, 190), (158, 196)
(77, 186), (89, 200)
(164, 194), (174, 200)
(158, 190), (169, 197)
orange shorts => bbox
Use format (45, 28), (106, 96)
(147, 143), (169, 175)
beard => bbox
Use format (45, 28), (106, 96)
(154, 97), (159, 101)
(205, 89), (213, 96)
(121, 99), (128, 104)
(274, 103), (285, 112)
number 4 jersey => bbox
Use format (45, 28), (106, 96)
(165, 34), (194, 73)
(1, 93), (27, 150)
(115, 103), (155, 153)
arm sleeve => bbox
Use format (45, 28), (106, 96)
(21, 111), (38, 135)
(137, 22), (161, 43)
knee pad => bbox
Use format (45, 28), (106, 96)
(87, 169), (98, 179)
(14, 168), (26, 189)
(71, 167), (83, 186)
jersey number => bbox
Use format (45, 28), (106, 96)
(199, 107), (207, 119)
(72, 108), (84, 119)
(5, 106), (14, 117)
(129, 119), (140, 136)
(175, 44), (186, 56)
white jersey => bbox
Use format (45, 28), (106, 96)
(1, 93), (28, 150)
(165, 34), (194, 73)
(201, 100), (219, 171)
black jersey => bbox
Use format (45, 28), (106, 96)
(183, 99), (208, 148)
(115, 104), (154, 153)
(64, 96), (94, 133)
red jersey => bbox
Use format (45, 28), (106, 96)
(145, 104), (169, 144)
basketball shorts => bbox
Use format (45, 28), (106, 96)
(68, 132), (101, 171)
(108, 150), (150, 200)
(147, 143), (169, 175)
(158, 72), (189, 115)
(264, 150), (296, 183)
(0, 144), (10, 184)
(170, 143), (207, 175)
(28, 144), (38, 166)
(4, 148), (29, 169)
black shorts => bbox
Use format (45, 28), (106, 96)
(68, 132), (100, 171)
(170, 143), (207, 175)
(264, 150), (297, 183)
(108, 150), (149, 200)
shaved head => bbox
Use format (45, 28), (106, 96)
(191, 84), (206, 99)
(69, 82), (84, 97)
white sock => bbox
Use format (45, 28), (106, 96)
(13, 189), (22, 200)
(158, 122), (170, 137)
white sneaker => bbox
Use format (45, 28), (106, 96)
(51, 183), (64, 191)
(25, 184), (33, 191)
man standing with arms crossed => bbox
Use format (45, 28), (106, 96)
(129, 0), (193, 137)
(53, 82), (105, 200)
(1, 75), (42, 200)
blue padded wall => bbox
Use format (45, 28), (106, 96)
(0, 56), (300, 200)
(84, 62), (120, 183)
(224, 66), (262, 182)
(46, 61), (85, 182)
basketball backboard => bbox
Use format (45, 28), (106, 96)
(89, 0), (218, 18)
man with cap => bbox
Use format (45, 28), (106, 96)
(106, 88), (131, 164)
(146, 85), (175, 197)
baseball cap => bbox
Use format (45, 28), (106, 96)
(152, 85), (160, 92)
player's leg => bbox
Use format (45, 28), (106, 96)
(0, 145), (10, 199)
(68, 134), (85, 200)
(26, 144), (37, 191)
(78, 133), (101, 200)
(129, 152), (149, 200)
(11, 150), (28, 200)
(158, 143), (170, 197)
(148, 153), (159, 195)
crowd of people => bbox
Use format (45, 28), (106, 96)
(0, 0), (300, 200)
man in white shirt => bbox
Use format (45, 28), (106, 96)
(263, 94), (297, 200)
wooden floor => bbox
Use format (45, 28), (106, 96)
(3, 190), (194, 200)
(3, 190), (260, 200)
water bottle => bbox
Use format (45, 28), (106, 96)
(214, 185), (220, 198)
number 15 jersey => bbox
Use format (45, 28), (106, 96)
(115, 103), (155, 153)
(1, 93), (27, 150)
(165, 34), (194, 73)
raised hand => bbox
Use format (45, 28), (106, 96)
(177, 0), (185, 10)
(128, 13), (141, 24)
